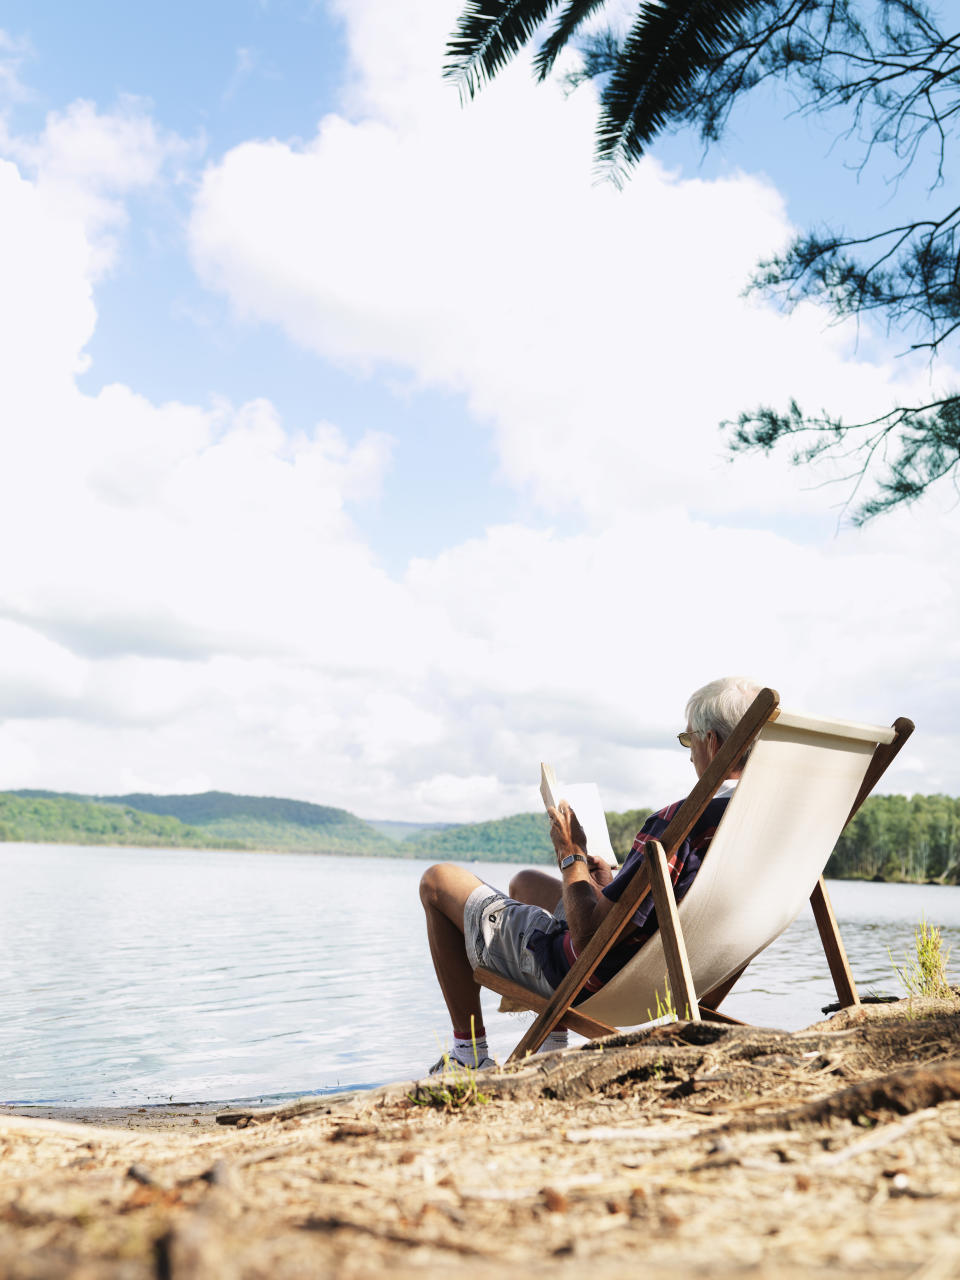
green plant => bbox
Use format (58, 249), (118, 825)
(646, 981), (678, 1025)
(890, 917), (954, 999)
(409, 1059), (491, 1111)
(410, 1019), (492, 1111)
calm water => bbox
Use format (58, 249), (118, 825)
(2, 843), (959, 1106)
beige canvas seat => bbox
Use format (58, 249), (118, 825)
(475, 688), (914, 1063)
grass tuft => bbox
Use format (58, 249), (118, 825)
(409, 1057), (491, 1111)
(646, 979), (691, 1024)
(890, 916), (954, 999)
(410, 1017), (492, 1110)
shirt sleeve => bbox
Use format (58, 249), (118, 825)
(602, 802), (680, 906)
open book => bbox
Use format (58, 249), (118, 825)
(539, 763), (617, 866)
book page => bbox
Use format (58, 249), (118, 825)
(539, 763), (617, 864)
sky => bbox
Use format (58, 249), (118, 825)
(0, 0), (957, 822)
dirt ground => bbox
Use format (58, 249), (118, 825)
(3, 999), (960, 1278)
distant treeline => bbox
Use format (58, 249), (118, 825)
(827, 794), (960, 884)
(413, 811), (554, 862)
(0, 791), (652, 862)
(1, 789), (957, 883)
(409, 808), (654, 863)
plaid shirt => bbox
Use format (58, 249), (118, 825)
(526, 792), (732, 996)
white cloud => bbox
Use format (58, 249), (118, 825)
(400, 506), (957, 805)
(0, 157), (97, 398)
(0, 125), (434, 803)
(182, 0), (956, 810)
(189, 1), (946, 532)
(0, 97), (194, 275)
(0, 10), (956, 824)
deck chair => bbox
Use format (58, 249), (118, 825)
(475, 688), (914, 1063)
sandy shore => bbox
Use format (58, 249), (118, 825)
(3, 1000), (960, 1278)
(0, 1093), (370, 1134)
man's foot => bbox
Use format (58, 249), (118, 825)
(428, 1051), (496, 1074)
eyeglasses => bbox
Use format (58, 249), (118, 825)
(677, 731), (693, 748)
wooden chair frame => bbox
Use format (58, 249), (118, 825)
(475, 688), (915, 1064)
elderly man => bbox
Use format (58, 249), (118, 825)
(419, 676), (761, 1071)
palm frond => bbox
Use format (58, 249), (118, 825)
(596, 0), (769, 173)
(533, 0), (609, 81)
(446, 0), (562, 98)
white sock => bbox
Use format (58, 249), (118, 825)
(538, 1029), (569, 1054)
(452, 1034), (489, 1067)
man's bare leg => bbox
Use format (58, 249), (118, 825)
(420, 862), (568, 1065)
(419, 862), (488, 1037)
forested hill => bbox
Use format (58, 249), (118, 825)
(0, 792), (243, 850)
(411, 811), (554, 862)
(2, 789), (960, 882)
(100, 790), (399, 854)
(7, 789), (398, 856)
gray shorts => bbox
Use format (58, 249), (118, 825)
(463, 883), (565, 1000)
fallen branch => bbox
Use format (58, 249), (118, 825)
(737, 1061), (960, 1133)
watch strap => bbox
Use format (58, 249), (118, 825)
(559, 852), (588, 870)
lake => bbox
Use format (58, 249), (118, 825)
(2, 843), (958, 1106)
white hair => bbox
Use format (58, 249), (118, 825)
(685, 676), (764, 744)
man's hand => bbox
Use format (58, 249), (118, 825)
(586, 854), (614, 888)
(548, 801), (587, 864)
(549, 801), (616, 951)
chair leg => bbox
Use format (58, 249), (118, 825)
(644, 840), (700, 1022)
(698, 1006), (747, 1025)
(808, 717), (912, 1013)
(810, 876), (860, 1008)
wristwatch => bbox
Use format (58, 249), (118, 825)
(559, 852), (588, 870)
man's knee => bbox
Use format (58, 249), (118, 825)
(419, 862), (455, 909)
(510, 868), (555, 902)
(509, 867), (562, 912)
(508, 869), (535, 900)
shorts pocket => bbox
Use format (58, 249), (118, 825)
(516, 939), (544, 983)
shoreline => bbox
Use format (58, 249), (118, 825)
(3, 837), (960, 884)
(0, 1087), (375, 1133)
(4, 1000), (960, 1276)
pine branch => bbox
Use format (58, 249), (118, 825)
(726, 395), (960, 522)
